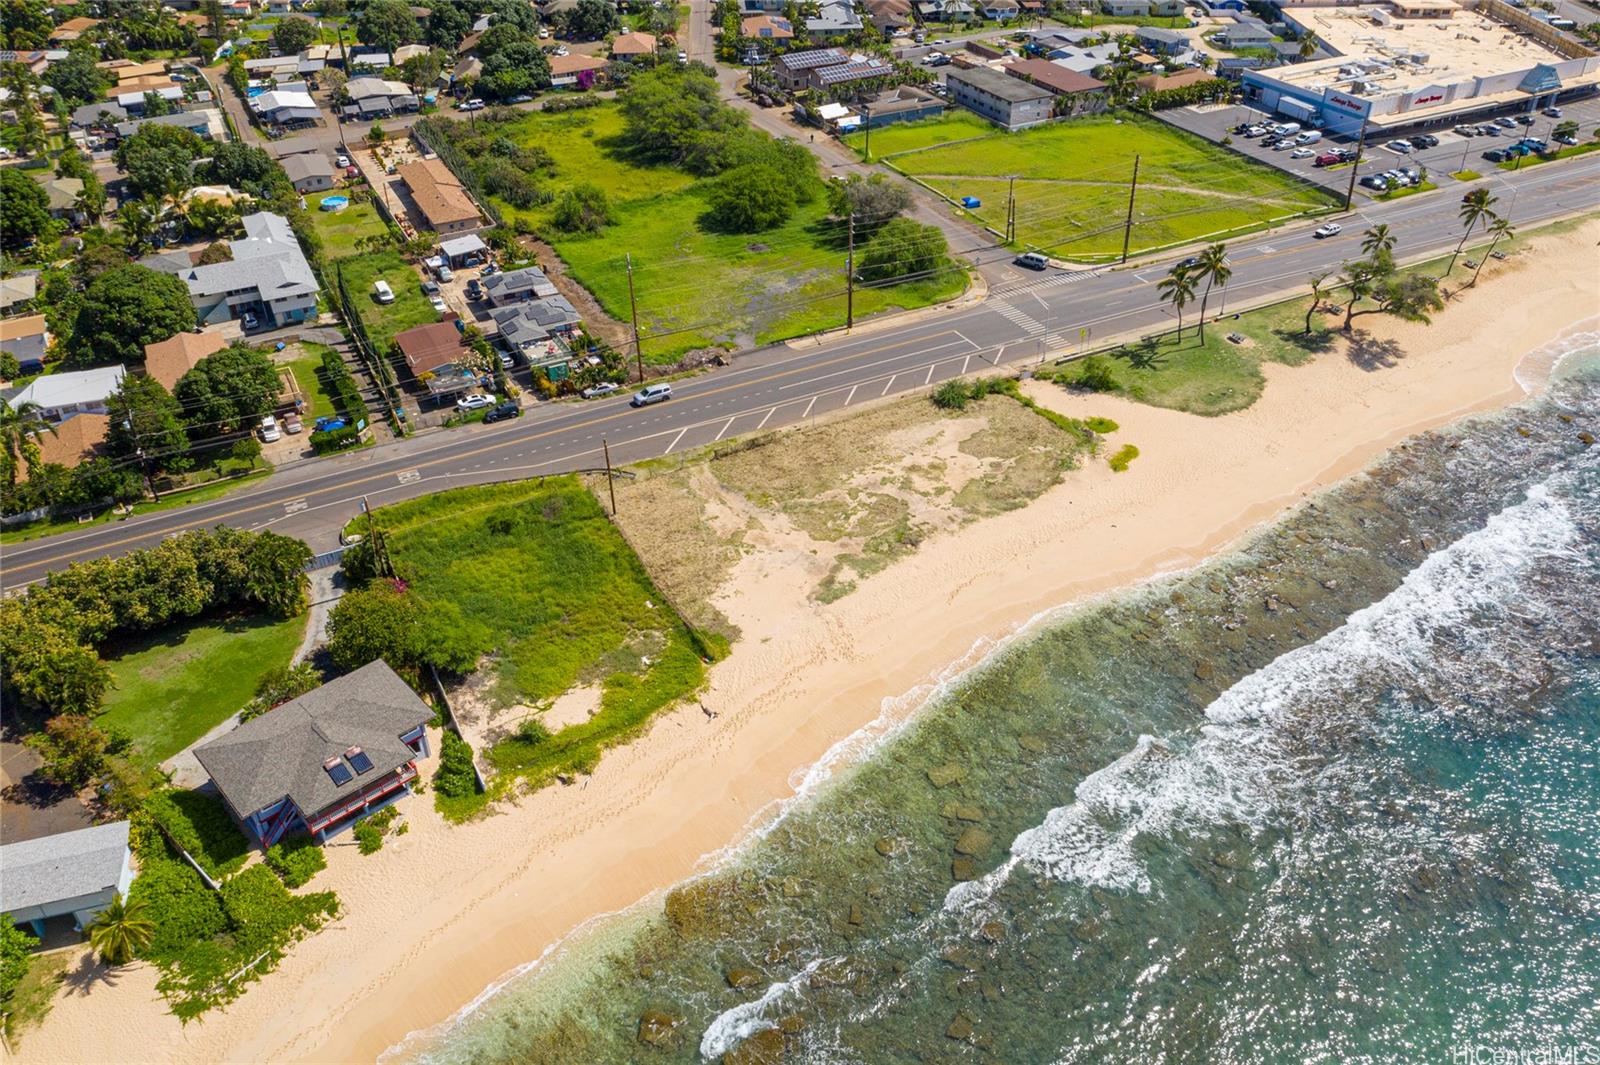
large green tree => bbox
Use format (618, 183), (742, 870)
(479, 40), (551, 99)
(426, 0), (473, 46)
(23, 713), (128, 789)
(560, 0), (621, 39)
(486, 0), (540, 33)
(2, 0), (53, 50)
(43, 48), (114, 107)
(114, 124), (206, 200)
(172, 343), (280, 435)
(619, 68), (747, 173)
(0, 397), (55, 486)
(0, 607), (110, 715)
(356, 0), (420, 52)
(856, 217), (949, 284)
(272, 14), (318, 55)
(0, 167), (53, 249)
(326, 580), (424, 673)
(706, 163), (795, 232)
(202, 141), (286, 198)
(107, 375), (191, 475)
(828, 172), (912, 230)
(72, 265), (197, 367)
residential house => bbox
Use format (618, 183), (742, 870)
(42, 178), (86, 227)
(113, 108), (227, 142)
(808, 57), (893, 93)
(1149, 0), (1185, 13)
(1050, 43), (1119, 74)
(1269, 39), (1310, 63)
(1025, 29), (1100, 56)
(1214, 54), (1269, 75)
(741, 0), (785, 13)
(348, 51), (394, 72)
(253, 88), (322, 127)
(741, 14), (795, 38)
(917, 0), (976, 22)
(482, 266), (560, 307)
(116, 85), (185, 112)
(0, 275), (37, 314)
(194, 661), (432, 846)
(0, 822), (134, 940)
(48, 17), (101, 44)
(611, 31), (658, 60)
(1135, 65), (1212, 92)
(177, 212), (319, 328)
(142, 330), (226, 391)
(398, 158), (482, 236)
(341, 76), (419, 118)
(981, 0), (1021, 19)
(244, 55), (306, 79)
(862, 0), (911, 33)
(772, 48), (850, 91)
(1136, 26), (1190, 55)
(944, 63), (1053, 130)
(438, 234), (488, 268)
(392, 44), (433, 65)
(807, 1), (865, 37)
(9, 365), (126, 422)
(0, 314), (50, 374)
(70, 100), (128, 129)
(393, 316), (477, 396)
(100, 59), (170, 84)
(27, 411), (110, 475)
(1216, 18), (1273, 48)
(0, 50), (54, 77)
(548, 53), (609, 89)
(857, 85), (945, 126)
(489, 297), (583, 363)
(1004, 59), (1109, 115)
(1100, 0), (1149, 14)
(282, 152), (336, 194)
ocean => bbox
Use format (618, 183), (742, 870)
(395, 339), (1600, 1064)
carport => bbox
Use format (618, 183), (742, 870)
(440, 234), (487, 268)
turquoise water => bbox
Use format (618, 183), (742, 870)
(398, 345), (1600, 1064)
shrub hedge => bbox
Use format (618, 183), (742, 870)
(143, 789), (250, 880)
(264, 837), (327, 888)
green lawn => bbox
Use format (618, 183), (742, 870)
(843, 112), (993, 163)
(283, 345), (342, 420)
(335, 250), (436, 351)
(459, 104), (968, 360)
(1497, 140), (1600, 170)
(97, 613), (307, 764)
(881, 114), (1338, 260)
(304, 196), (390, 259)
(372, 478), (713, 795)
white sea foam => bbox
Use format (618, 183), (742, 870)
(697, 957), (833, 1060)
(1512, 324), (1600, 395)
(945, 480), (1582, 917)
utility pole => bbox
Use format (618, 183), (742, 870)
(1006, 175), (1016, 243)
(625, 252), (643, 382)
(862, 104), (870, 161)
(1343, 115), (1370, 212)
(1119, 154), (1141, 265)
(846, 211), (855, 330)
(602, 438), (617, 515)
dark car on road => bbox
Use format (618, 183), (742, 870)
(483, 401), (521, 424)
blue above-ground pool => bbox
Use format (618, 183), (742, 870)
(319, 195), (349, 212)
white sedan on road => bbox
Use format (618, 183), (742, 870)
(1313, 222), (1343, 239)
(581, 381), (621, 399)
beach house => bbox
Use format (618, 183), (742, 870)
(0, 822), (134, 941)
(194, 661), (433, 846)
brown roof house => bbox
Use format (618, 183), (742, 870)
(143, 330), (225, 391)
(194, 660), (432, 847)
(548, 52), (609, 89)
(741, 14), (794, 38)
(1004, 59), (1108, 116)
(49, 17), (100, 43)
(393, 314), (478, 396)
(397, 158), (481, 236)
(1135, 66), (1212, 93)
(23, 413), (110, 479)
(610, 31), (658, 60)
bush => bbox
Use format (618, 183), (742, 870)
(354, 822), (383, 854)
(240, 662), (322, 723)
(932, 380), (971, 410)
(127, 855), (229, 962)
(1108, 443), (1140, 472)
(264, 837), (327, 888)
(550, 183), (614, 235)
(1060, 356), (1118, 393)
(318, 351), (367, 422)
(219, 865), (339, 959)
(434, 729), (479, 800)
(0, 915), (37, 1008)
(705, 163), (795, 232)
(1084, 416), (1119, 434)
(143, 789), (250, 879)
(310, 424), (363, 453)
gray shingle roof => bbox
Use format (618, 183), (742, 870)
(0, 821), (130, 914)
(484, 266), (558, 302)
(194, 661), (431, 819)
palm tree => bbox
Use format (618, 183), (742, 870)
(118, 197), (162, 253)
(0, 398), (56, 486)
(1303, 269), (1333, 334)
(1192, 243), (1231, 342)
(1297, 31), (1319, 60)
(87, 893), (154, 967)
(1468, 216), (1515, 287)
(1447, 187), (1497, 274)
(1157, 264), (1199, 342)
(1360, 224), (1395, 261)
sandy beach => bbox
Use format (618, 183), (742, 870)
(15, 219), (1600, 1065)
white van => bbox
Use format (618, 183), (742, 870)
(373, 280), (395, 304)
(630, 382), (672, 407)
(1274, 122), (1301, 136)
(1296, 130), (1322, 145)
(259, 416), (281, 442)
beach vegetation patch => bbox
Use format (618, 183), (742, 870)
(1109, 444), (1141, 472)
(433, 729), (488, 822)
(1084, 417), (1119, 434)
(264, 837), (327, 888)
(143, 789), (250, 879)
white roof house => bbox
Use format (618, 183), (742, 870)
(252, 89), (321, 124)
(178, 211), (320, 328)
(11, 365), (126, 420)
(0, 821), (134, 935)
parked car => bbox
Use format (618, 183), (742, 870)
(1313, 152), (1341, 166)
(1272, 139), (1297, 151)
(241, 311), (260, 330)
(1453, 125), (1476, 137)
(929, 53), (951, 66)
(507, 94), (533, 104)
(1014, 251), (1049, 270)
(1493, 117), (1518, 129)
(259, 415), (281, 442)
(436, 263), (454, 282)
(1542, 106), (1562, 118)
(1359, 174), (1390, 190)
(677, 49), (688, 63)
(630, 382), (672, 407)
(1384, 139), (1412, 153)
(1476, 124), (1500, 137)
(465, 279), (484, 300)
(284, 412), (303, 434)
(1516, 114), (1536, 125)
(336, 153), (350, 167)
(1242, 125), (1265, 138)
(1295, 130), (1322, 145)
(1554, 133), (1578, 146)
(1290, 147), (1314, 158)
(483, 401), (521, 424)
(582, 381), (621, 399)
(1483, 147), (1512, 162)
(1313, 222), (1342, 239)
(345, 165), (359, 178)
(456, 393), (496, 412)
(1408, 134), (1438, 148)
(429, 295), (448, 314)
(422, 278), (440, 295)
(374, 280), (395, 304)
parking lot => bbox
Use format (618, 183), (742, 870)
(1161, 91), (1600, 200)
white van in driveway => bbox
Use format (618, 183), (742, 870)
(631, 382), (672, 407)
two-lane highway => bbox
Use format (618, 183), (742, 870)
(4, 151), (1597, 588)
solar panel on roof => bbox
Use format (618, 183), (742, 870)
(346, 747), (375, 775)
(324, 757), (353, 786)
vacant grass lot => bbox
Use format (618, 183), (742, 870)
(883, 115), (1337, 259)
(335, 250), (435, 351)
(97, 614), (307, 764)
(467, 104), (967, 360)
(843, 112), (992, 163)
(303, 196), (390, 259)
(282, 344), (341, 420)
(375, 478), (711, 795)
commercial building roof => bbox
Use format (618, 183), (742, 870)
(398, 157), (480, 229)
(946, 63), (1054, 103)
(143, 329), (225, 391)
(195, 661), (432, 820)
(1005, 58), (1107, 94)
(10, 365), (125, 410)
(0, 822), (130, 916)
